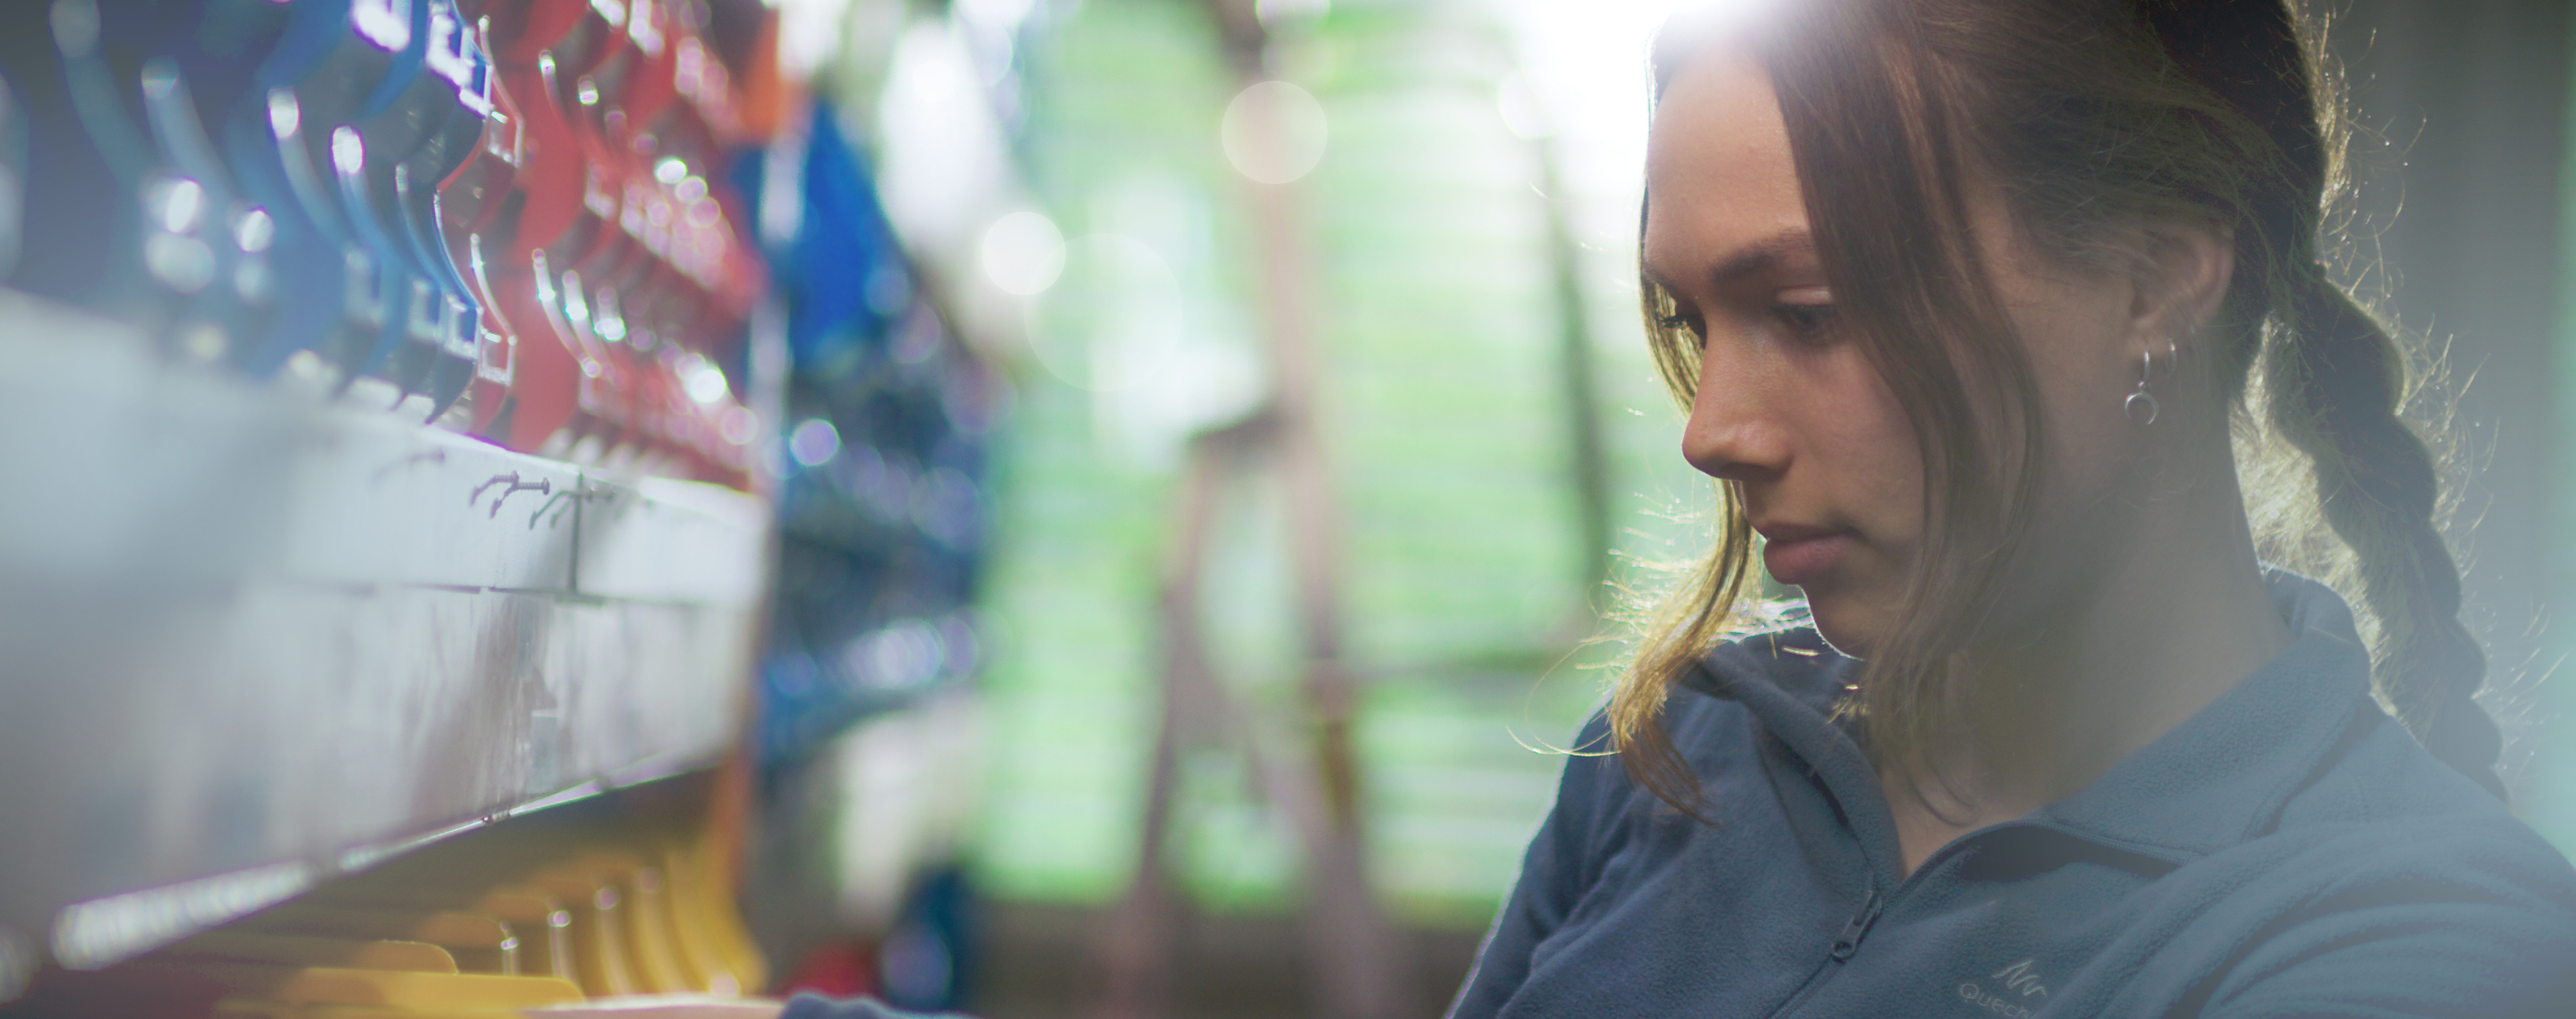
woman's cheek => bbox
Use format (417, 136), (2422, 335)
(1826, 368), (1925, 555)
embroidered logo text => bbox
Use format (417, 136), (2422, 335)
(1956, 959), (2049, 1018)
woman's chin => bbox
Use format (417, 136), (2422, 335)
(1800, 593), (1888, 661)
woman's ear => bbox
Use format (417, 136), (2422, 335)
(2127, 220), (2235, 352)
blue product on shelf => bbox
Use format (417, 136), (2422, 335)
(335, 0), (489, 414)
(0, 0), (470, 387)
(736, 102), (996, 770)
(881, 865), (979, 1012)
(269, 0), (444, 396)
(732, 102), (907, 369)
(2, 1), (155, 324)
(196, 0), (353, 376)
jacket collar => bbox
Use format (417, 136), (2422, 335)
(2033, 569), (2375, 857)
(1679, 569), (2377, 863)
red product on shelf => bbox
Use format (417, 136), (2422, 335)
(438, 65), (528, 435)
(485, 51), (608, 455)
(431, 0), (766, 479)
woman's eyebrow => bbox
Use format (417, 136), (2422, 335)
(1644, 228), (1816, 297)
(1705, 228), (1816, 286)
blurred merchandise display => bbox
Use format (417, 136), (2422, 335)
(723, 98), (1000, 986)
(5, 781), (771, 1016)
(768, 863), (982, 1018)
(0, 0), (1001, 1012)
(754, 704), (986, 1016)
(735, 101), (999, 769)
(0, 0), (768, 488)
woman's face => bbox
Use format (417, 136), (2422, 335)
(1643, 49), (2165, 656)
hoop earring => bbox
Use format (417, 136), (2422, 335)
(2123, 348), (2160, 425)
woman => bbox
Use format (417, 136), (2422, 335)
(1448, 0), (2576, 1015)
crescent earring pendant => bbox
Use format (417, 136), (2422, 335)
(2124, 348), (2161, 426)
(2125, 388), (2160, 426)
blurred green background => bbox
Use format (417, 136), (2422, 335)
(966, 0), (1708, 928)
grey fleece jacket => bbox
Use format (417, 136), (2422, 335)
(1448, 570), (2576, 1018)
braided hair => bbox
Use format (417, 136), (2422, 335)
(2270, 268), (2506, 799)
(2155, 0), (2506, 800)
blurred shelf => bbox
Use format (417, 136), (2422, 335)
(0, 291), (772, 973)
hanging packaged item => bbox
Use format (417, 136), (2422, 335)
(0, 0), (771, 489)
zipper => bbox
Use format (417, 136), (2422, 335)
(1762, 887), (1881, 1018)
(1766, 819), (2184, 1018)
(1766, 823), (2002, 1018)
(1828, 888), (1883, 961)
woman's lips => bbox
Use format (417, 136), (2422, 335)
(1759, 530), (1854, 586)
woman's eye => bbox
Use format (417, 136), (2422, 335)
(1775, 299), (1838, 343)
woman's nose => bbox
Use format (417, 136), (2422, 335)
(1682, 349), (1791, 482)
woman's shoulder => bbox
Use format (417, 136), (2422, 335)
(2268, 700), (2561, 847)
(2170, 801), (2576, 1017)
(2261, 707), (2576, 896)
(1569, 621), (1837, 753)
(2154, 706), (2576, 1016)
(1691, 619), (1852, 706)
(1554, 621), (1843, 816)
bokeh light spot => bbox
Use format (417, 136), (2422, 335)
(1220, 81), (1328, 185)
(790, 418), (842, 468)
(980, 210), (1066, 297)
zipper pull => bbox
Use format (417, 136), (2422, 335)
(1829, 890), (1883, 962)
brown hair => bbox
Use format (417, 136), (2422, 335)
(1618, 0), (2508, 811)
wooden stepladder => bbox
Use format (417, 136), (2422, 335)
(1081, 3), (1412, 1018)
